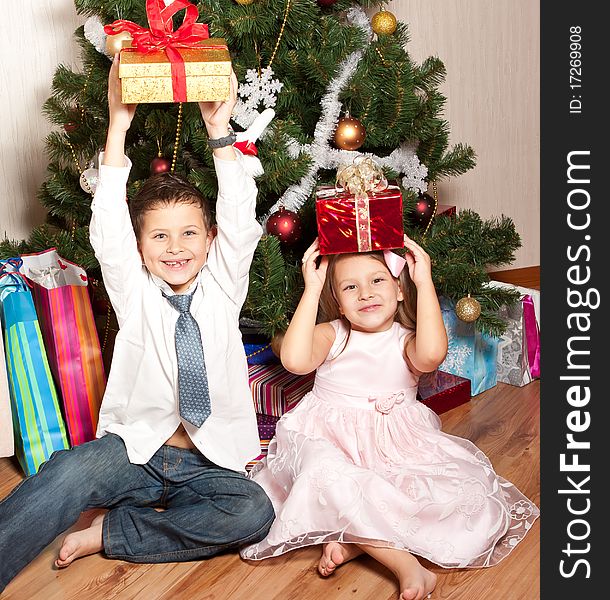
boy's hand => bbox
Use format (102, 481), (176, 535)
(107, 54), (137, 134)
(301, 238), (328, 294)
(198, 68), (238, 139)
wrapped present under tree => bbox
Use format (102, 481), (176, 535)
(0, 322), (13, 458)
(489, 281), (540, 386)
(0, 259), (70, 475)
(438, 297), (500, 396)
(417, 370), (471, 414)
(19, 249), (107, 447)
(249, 362), (314, 417)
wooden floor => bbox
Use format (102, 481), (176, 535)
(0, 381), (540, 600)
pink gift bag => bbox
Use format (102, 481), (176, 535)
(0, 323), (14, 458)
(19, 249), (107, 447)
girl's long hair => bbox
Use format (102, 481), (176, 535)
(318, 252), (418, 335)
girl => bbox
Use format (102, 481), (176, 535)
(240, 236), (539, 600)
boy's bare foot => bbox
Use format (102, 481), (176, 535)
(397, 553), (437, 600)
(55, 513), (105, 568)
(318, 542), (363, 576)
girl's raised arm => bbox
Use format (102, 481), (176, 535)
(403, 236), (448, 373)
(281, 240), (335, 374)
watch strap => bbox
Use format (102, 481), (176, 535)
(207, 132), (237, 149)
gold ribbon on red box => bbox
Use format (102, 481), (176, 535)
(335, 158), (389, 252)
(104, 0), (221, 102)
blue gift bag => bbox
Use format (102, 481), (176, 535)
(438, 297), (499, 396)
(0, 258), (70, 475)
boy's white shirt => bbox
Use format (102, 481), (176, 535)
(90, 152), (263, 473)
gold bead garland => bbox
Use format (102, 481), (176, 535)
(171, 102), (183, 173)
(421, 181), (438, 237)
(246, 343), (272, 359)
(66, 66), (94, 197)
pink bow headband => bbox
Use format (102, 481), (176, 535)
(383, 250), (407, 278)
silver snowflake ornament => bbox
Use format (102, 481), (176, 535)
(233, 67), (283, 128)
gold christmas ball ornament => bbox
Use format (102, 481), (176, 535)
(455, 295), (482, 323)
(235, 0), (255, 4)
(105, 31), (133, 56)
(334, 115), (366, 151)
(371, 8), (398, 36)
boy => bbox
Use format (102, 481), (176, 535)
(0, 56), (274, 593)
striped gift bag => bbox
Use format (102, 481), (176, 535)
(0, 315), (14, 458)
(19, 249), (106, 447)
(0, 259), (70, 474)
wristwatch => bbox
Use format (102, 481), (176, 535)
(207, 131), (237, 149)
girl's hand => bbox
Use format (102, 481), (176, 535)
(107, 54), (137, 133)
(403, 234), (433, 287)
(301, 238), (328, 293)
(198, 68), (238, 139)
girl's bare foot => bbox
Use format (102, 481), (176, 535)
(55, 513), (105, 568)
(397, 553), (437, 600)
(318, 542), (364, 576)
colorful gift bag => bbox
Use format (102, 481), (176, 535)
(488, 281), (541, 382)
(495, 301), (533, 386)
(0, 259), (70, 475)
(438, 297), (499, 396)
(0, 324), (14, 458)
(19, 249), (106, 447)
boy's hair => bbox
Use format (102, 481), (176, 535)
(318, 252), (418, 332)
(129, 172), (213, 239)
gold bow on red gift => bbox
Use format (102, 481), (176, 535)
(335, 157), (388, 252)
(104, 0), (212, 102)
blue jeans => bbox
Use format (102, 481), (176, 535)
(0, 434), (274, 592)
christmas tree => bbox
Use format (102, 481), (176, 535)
(0, 0), (521, 346)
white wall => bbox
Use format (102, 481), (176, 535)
(0, 0), (539, 269)
(0, 0), (84, 241)
(386, 0), (540, 269)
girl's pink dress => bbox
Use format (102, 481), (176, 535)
(241, 320), (539, 568)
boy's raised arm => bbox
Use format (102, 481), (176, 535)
(104, 54), (137, 167)
(200, 71), (263, 307)
(89, 55), (142, 326)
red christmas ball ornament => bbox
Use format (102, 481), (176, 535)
(63, 121), (79, 133)
(266, 207), (303, 244)
(150, 157), (171, 175)
(408, 192), (437, 231)
(317, 0), (338, 6)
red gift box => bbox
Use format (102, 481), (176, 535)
(437, 204), (456, 218)
(417, 370), (471, 414)
(248, 363), (315, 417)
(315, 184), (403, 255)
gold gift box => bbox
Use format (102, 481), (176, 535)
(118, 40), (231, 103)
